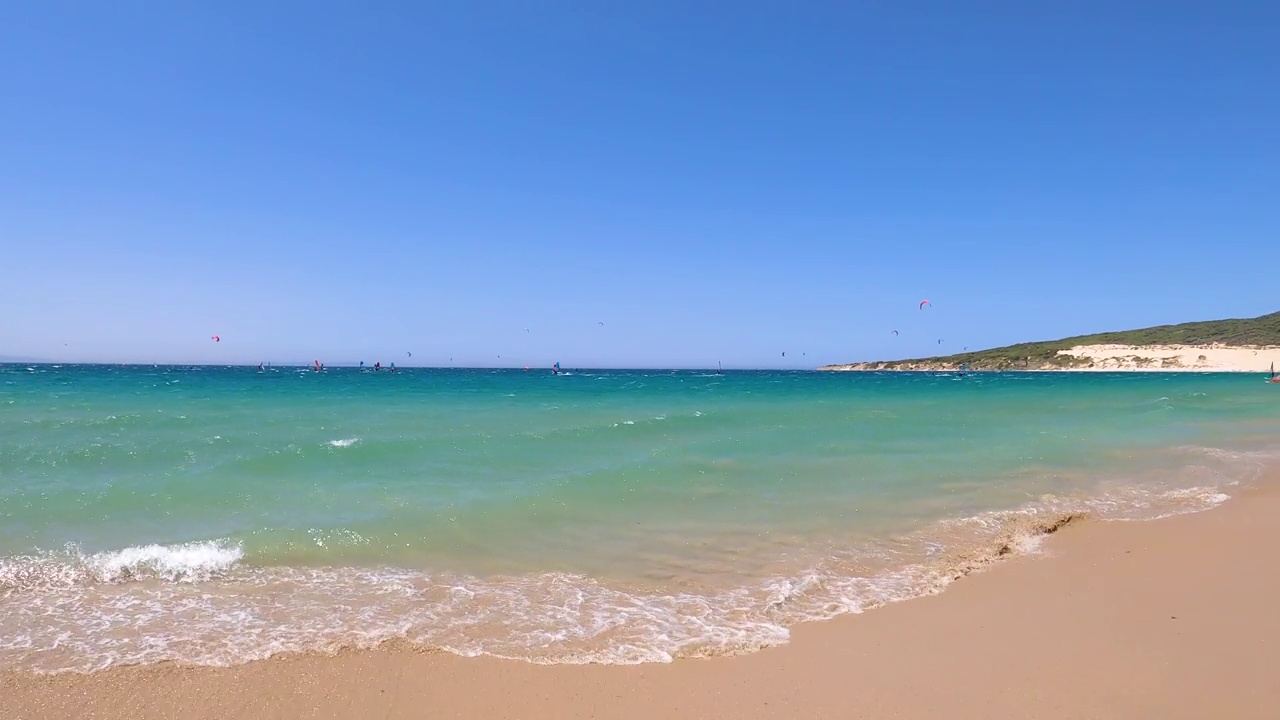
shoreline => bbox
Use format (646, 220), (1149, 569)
(0, 481), (1234, 673)
(6, 478), (1278, 718)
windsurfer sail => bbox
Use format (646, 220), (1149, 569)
(552, 362), (561, 375)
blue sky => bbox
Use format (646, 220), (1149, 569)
(2, 2), (1276, 368)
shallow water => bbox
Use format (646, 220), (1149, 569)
(2, 365), (1278, 670)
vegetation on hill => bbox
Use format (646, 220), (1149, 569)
(821, 312), (1280, 371)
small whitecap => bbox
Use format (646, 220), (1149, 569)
(83, 540), (243, 583)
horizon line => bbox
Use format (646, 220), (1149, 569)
(0, 361), (817, 372)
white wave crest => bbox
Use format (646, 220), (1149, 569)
(327, 438), (360, 448)
(84, 540), (244, 583)
(0, 539), (243, 591)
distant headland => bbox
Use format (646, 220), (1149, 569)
(820, 312), (1280, 372)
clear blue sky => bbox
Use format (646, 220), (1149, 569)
(2, 2), (1276, 368)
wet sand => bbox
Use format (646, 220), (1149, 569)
(6, 480), (1279, 719)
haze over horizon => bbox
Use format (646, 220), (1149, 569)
(3, 3), (1276, 368)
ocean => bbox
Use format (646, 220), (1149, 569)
(2, 365), (1278, 672)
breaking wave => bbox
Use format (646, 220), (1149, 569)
(0, 540), (243, 592)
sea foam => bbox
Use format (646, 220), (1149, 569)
(0, 539), (243, 591)
(83, 540), (244, 583)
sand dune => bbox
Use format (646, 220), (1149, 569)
(1058, 344), (1280, 371)
(822, 344), (1280, 372)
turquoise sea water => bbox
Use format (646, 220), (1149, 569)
(3, 365), (1279, 671)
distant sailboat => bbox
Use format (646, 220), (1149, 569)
(717, 361), (723, 375)
(1270, 362), (1278, 384)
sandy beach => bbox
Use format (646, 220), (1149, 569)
(822, 343), (1280, 372)
(1056, 344), (1280, 372)
(5, 476), (1277, 719)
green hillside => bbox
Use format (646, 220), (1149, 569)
(823, 311), (1280, 371)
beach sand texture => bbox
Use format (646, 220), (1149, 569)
(6, 479), (1278, 720)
